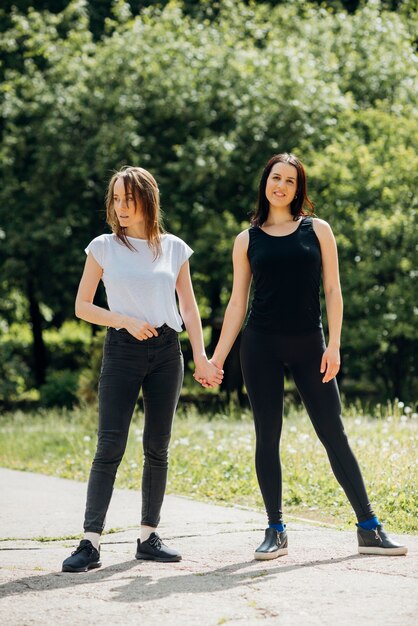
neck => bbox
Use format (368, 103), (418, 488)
(124, 225), (147, 239)
(265, 206), (294, 226)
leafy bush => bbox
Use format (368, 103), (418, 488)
(44, 320), (92, 371)
(77, 330), (106, 405)
(39, 369), (79, 408)
(0, 341), (31, 405)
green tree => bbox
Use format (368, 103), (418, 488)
(0, 2), (98, 384)
(0, 0), (416, 400)
(309, 107), (417, 400)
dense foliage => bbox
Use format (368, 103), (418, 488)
(0, 0), (416, 406)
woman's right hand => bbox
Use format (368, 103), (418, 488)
(193, 357), (224, 388)
(123, 317), (158, 340)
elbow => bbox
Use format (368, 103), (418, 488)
(324, 285), (342, 300)
(180, 304), (198, 323)
(75, 300), (85, 320)
(325, 290), (343, 310)
(227, 298), (248, 316)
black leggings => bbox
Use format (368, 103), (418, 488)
(240, 326), (375, 525)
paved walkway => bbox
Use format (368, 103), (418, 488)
(0, 468), (417, 626)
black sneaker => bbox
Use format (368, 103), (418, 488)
(135, 532), (182, 562)
(62, 539), (102, 572)
(357, 524), (408, 556)
(254, 527), (288, 561)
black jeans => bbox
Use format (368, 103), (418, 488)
(240, 326), (375, 525)
(83, 325), (183, 534)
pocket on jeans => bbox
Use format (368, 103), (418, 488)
(108, 329), (138, 346)
(164, 334), (182, 355)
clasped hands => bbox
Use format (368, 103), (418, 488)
(193, 357), (224, 389)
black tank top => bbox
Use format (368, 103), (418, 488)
(246, 217), (322, 334)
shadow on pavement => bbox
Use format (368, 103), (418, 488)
(0, 552), (370, 602)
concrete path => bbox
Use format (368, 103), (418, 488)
(0, 468), (416, 626)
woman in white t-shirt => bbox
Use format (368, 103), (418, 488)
(62, 166), (223, 572)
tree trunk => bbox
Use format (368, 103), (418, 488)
(391, 337), (406, 401)
(27, 280), (47, 387)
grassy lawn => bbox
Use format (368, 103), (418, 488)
(0, 400), (416, 533)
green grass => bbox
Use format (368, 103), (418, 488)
(0, 401), (417, 533)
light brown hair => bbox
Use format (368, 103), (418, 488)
(105, 166), (164, 257)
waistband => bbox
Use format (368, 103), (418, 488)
(155, 323), (171, 334)
(108, 323), (173, 336)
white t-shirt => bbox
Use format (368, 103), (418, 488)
(85, 233), (193, 332)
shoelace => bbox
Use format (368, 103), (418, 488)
(71, 542), (95, 556)
(148, 535), (162, 550)
(373, 529), (382, 543)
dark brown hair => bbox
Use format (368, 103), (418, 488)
(251, 153), (314, 227)
(105, 166), (164, 257)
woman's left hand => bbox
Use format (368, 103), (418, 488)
(320, 345), (340, 383)
(193, 357), (224, 388)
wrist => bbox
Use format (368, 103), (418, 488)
(211, 353), (225, 368)
(194, 352), (208, 364)
(328, 340), (340, 349)
(117, 314), (130, 329)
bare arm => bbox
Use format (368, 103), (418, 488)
(75, 253), (158, 340)
(176, 260), (223, 387)
(211, 230), (253, 369)
(313, 218), (343, 382)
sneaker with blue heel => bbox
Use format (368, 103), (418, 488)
(254, 527), (288, 561)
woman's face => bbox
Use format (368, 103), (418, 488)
(112, 177), (143, 230)
(265, 162), (298, 210)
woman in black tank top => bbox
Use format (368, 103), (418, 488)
(204, 153), (407, 559)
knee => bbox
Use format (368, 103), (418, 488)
(256, 427), (281, 450)
(143, 433), (171, 467)
(318, 424), (349, 451)
(94, 430), (127, 465)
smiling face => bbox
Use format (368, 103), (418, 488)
(265, 162), (298, 211)
(112, 177), (144, 234)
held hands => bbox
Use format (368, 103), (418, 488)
(124, 317), (158, 341)
(193, 356), (224, 389)
(320, 345), (340, 383)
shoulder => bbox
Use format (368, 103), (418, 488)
(85, 234), (115, 266)
(311, 217), (334, 239)
(162, 233), (190, 248)
(235, 229), (250, 245)
(87, 233), (114, 246)
(233, 229), (250, 255)
(162, 233), (193, 264)
(311, 218), (338, 256)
